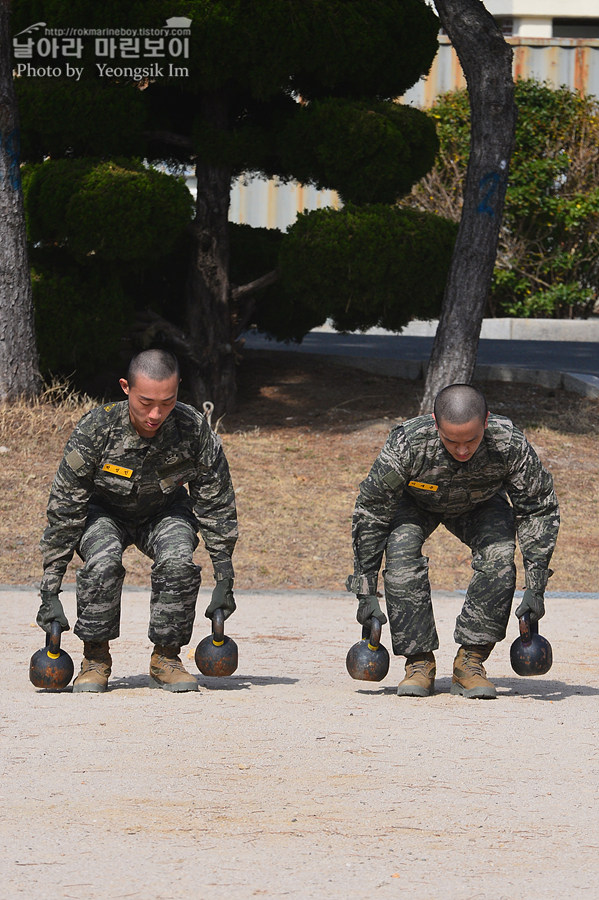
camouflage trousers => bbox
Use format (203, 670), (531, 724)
(74, 506), (202, 647)
(383, 493), (516, 655)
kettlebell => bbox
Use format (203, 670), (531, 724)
(195, 608), (238, 677)
(29, 621), (74, 690)
(510, 612), (553, 676)
(346, 617), (390, 682)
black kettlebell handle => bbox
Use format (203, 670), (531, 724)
(46, 620), (62, 657)
(212, 608), (225, 645)
(361, 616), (382, 649)
(518, 611), (539, 645)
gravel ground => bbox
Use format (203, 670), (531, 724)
(3, 587), (598, 899)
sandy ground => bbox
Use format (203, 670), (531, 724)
(2, 586), (598, 899)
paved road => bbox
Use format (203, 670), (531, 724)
(244, 330), (599, 378)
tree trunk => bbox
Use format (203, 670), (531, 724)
(419, 0), (516, 413)
(184, 92), (236, 415)
(0, 0), (40, 401)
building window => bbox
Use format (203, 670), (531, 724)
(553, 18), (599, 39)
(495, 17), (514, 37)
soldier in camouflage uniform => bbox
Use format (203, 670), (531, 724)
(36, 349), (238, 694)
(347, 384), (559, 699)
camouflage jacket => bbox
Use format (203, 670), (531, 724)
(40, 400), (238, 593)
(348, 413), (559, 597)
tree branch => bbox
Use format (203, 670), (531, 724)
(231, 269), (278, 301)
(129, 310), (204, 368)
(230, 269), (280, 339)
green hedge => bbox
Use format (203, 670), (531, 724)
(279, 204), (457, 332)
(24, 159), (193, 262)
(32, 262), (133, 379)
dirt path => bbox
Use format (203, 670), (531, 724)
(3, 587), (598, 899)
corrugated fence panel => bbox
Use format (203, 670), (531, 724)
(229, 176), (341, 232)
(404, 35), (599, 107)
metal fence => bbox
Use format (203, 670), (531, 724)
(404, 35), (599, 107)
(229, 176), (340, 232)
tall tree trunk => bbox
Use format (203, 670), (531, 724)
(184, 92), (236, 415)
(0, 0), (40, 401)
(419, 0), (516, 413)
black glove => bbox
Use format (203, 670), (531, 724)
(515, 588), (545, 623)
(356, 594), (387, 626)
(205, 577), (236, 620)
(36, 590), (70, 633)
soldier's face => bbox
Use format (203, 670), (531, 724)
(434, 414), (488, 462)
(119, 373), (179, 438)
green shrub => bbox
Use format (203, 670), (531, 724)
(496, 277), (595, 318)
(228, 223), (324, 340)
(229, 222), (283, 284)
(24, 159), (194, 262)
(279, 204), (457, 332)
(32, 263), (133, 379)
(404, 79), (599, 318)
(278, 100), (439, 204)
(16, 79), (147, 161)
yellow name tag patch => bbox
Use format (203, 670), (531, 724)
(103, 463), (133, 478)
(408, 480), (438, 492)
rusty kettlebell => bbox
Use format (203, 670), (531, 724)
(195, 608), (238, 677)
(346, 617), (390, 682)
(29, 621), (74, 690)
(510, 612), (553, 676)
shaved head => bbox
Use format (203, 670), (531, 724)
(433, 384), (488, 427)
(127, 349), (180, 386)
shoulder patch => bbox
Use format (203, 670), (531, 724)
(65, 448), (86, 472)
(104, 403), (116, 412)
(382, 469), (403, 490)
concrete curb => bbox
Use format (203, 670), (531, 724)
(315, 317), (599, 342)
(405, 317), (599, 342)
(326, 353), (599, 399)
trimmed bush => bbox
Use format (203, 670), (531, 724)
(24, 159), (193, 262)
(279, 204), (457, 333)
(32, 262), (133, 379)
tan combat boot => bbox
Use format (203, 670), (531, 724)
(451, 644), (496, 699)
(72, 641), (112, 693)
(150, 645), (198, 692)
(396, 651), (436, 697)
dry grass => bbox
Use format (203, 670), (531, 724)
(1, 351), (598, 593)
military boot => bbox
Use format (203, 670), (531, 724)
(72, 641), (112, 693)
(451, 644), (496, 699)
(150, 645), (198, 692)
(396, 651), (436, 697)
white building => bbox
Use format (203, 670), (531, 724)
(483, 1), (599, 38)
